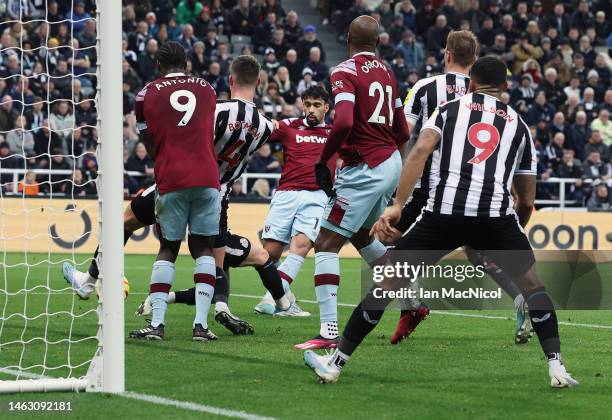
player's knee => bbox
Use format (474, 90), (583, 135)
(314, 234), (343, 253)
(263, 241), (283, 262)
(290, 235), (312, 257)
(251, 246), (271, 266)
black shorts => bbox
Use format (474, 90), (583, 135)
(395, 211), (535, 278)
(395, 190), (428, 233)
(223, 232), (251, 270)
(130, 185), (156, 226)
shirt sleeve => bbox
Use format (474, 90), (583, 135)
(269, 118), (290, 143)
(403, 79), (426, 126)
(421, 106), (444, 136)
(330, 65), (357, 106)
(135, 85), (148, 132)
(515, 119), (537, 175)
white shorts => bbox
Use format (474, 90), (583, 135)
(262, 189), (329, 244)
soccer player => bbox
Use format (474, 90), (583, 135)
(295, 15), (411, 350)
(253, 85), (335, 316)
(386, 31), (533, 345)
(128, 41), (220, 341)
(305, 56), (579, 388)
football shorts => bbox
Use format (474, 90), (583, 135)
(155, 186), (220, 241)
(395, 211), (535, 278)
(262, 189), (328, 244)
(130, 184), (156, 226)
(223, 232), (252, 270)
(321, 150), (402, 238)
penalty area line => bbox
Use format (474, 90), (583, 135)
(0, 368), (277, 420)
(230, 293), (612, 330)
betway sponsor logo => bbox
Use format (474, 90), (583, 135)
(296, 134), (327, 143)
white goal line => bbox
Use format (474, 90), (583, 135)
(0, 368), (277, 420)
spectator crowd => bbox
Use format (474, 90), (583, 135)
(0, 0), (610, 210)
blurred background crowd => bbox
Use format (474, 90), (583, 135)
(0, 0), (610, 210)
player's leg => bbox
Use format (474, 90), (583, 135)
(63, 195), (149, 299)
(299, 153), (403, 350)
(464, 247), (533, 344)
(129, 188), (188, 340)
(472, 217), (578, 387)
(187, 186), (224, 342)
(305, 212), (453, 383)
(386, 193), (430, 344)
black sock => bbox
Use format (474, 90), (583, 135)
(338, 289), (392, 357)
(213, 267), (229, 304)
(175, 287), (196, 305)
(487, 267), (522, 300)
(88, 229), (133, 278)
(525, 287), (560, 356)
(255, 257), (285, 300)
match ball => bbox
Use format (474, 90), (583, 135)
(95, 277), (130, 300)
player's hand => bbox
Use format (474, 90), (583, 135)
(315, 161), (335, 198)
(370, 204), (402, 237)
(272, 119), (280, 130)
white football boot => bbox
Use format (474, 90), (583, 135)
(135, 295), (152, 317)
(62, 262), (94, 300)
(304, 350), (341, 384)
(549, 357), (580, 388)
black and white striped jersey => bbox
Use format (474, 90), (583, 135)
(423, 92), (536, 217)
(214, 98), (274, 185)
(403, 72), (470, 193)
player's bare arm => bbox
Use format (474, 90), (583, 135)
(512, 174), (536, 227)
(372, 127), (440, 237)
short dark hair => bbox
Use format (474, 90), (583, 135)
(301, 85), (330, 103)
(470, 56), (507, 87)
(230, 55), (261, 87)
(446, 31), (479, 68)
(156, 41), (187, 69)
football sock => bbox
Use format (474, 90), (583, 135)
(174, 288), (195, 305)
(149, 260), (175, 328)
(315, 252), (340, 335)
(213, 267), (229, 304)
(194, 256), (216, 329)
(525, 287), (560, 356)
(486, 265), (523, 306)
(278, 253), (304, 294)
(514, 294), (525, 311)
(255, 257), (286, 301)
(358, 239), (388, 268)
(330, 348), (350, 369)
(88, 229), (132, 280)
(338, 288), (393, 357)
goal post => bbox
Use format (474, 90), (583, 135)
(97, 0), (125, 394)
(0, 0), (124, 394)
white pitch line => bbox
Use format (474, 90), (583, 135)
(122, 392), (278, 420)
(0, 369), (277, 420)
(230, 293), (612, 330)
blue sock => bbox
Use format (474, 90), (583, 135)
(194, 256), (216, 328)
(314, 252), (340, 324)
(359, 240), (388, 268)
(278, 253), (305, 294)
(149, 260), (175, 328)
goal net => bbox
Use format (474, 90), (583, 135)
(0, 1), (124, 393)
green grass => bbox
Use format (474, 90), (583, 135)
(0, 253), (611, 419)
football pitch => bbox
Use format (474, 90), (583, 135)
(0, 253), (611, 419)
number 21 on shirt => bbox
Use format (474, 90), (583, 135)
(367, 82), (394, 126)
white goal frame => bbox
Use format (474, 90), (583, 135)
(0, 1), (124, 394)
